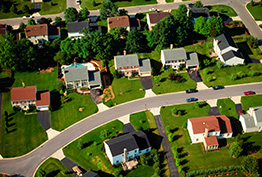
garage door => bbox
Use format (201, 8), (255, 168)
(38, 106), (49, 111)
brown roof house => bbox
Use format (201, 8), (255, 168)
(11, 84), (50, 111)
(25, 24), (60, 44)
(107, 16), (141, 32)
(187, 115), (233, 150)
(146, 12), (171, 31)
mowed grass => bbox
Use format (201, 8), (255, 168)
(34, 158), (73, 177)
(152, 69), (197, 94)
(63, 120), (123, 176)
(81, 0), (157, 10)
(0, 0), (33, 19)
(126, 165), (154, 177)
(39, 0), (66, 15)
(208, 5), (237, 17)
(247, 2), (262, 21)
(200, 64), (262, 87)
(217, 98), (238, 119)
(241, 94), (262, 111)
(51, 93), (98, 131)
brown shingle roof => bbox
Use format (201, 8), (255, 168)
(108, 16), (130, 28)
(189, 116), (220, 134)
(0, 27), (6, 35)
(148, 12), (171, 24)
(11, 86), (37, 101)
(25, 24), (48, 37)
(36, 91), (50, 106)
(204, 136), (219, 146)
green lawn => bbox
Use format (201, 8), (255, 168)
(208, 5), (237, 17)
(241, 94), (262, 111)
(0, 0), (33, 19)
(236, 40), (262, 60)
(39, 0), (66, 15)
(63, 120), (123, 176)
(81, 0), (157, 10)
(166, 0), (174, 2)
(152, 69), (197, 94)
(130, 111), (150, 131)
(34, 158), (73, 177)
(126, 165), (154, 177)
(200, 64), (262, 87)
(217, 98), (238, 119)
(51, 93), (98, 131)
(247, 2), (262, 21)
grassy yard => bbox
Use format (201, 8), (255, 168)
(208, 5), (237, 17)
(63, 120), (123, 176)
(81, 0), (157, 10)
(34, 158), (73, 177)
(241, 94), (262, 111)
(39, 0), (66, 15)
(247, 2), (262, 21)
(217, 98), (238, 119)
(152, 69), (197, 94)
(51, 93), (98, 131)
(0, 0), (33, 19)
(166, 0), (174, 2)
(200, 64), (262, 87)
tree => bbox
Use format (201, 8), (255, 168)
(247, 35), (259, 48)
(193, 1), (204, 8)
(194, 16), (207, 35)
(242, 156), (259, 174)
(60, 38), (75, 55)
(0, 35), (17, 70)
(64, 7), (79, 23)
(55, 16), (62, 24)
(10, 5), (17, 14)
(53, 51), (71, 65)
(100, 129), (110, 140)
(37, 169), (46, 177)
(0, 1), (6, 12)
(19, 22), (26, 32)
(92, 0), (96, 6)
(169, 73), (176, 80)
(172, 108), (179, 115)
(229, 142), (243, 158)
(39, 18), (49, 24)
(126, 30), (145, 53)
(194, 101), (200, 108)
(100, 2), (119, 20)
(139, 153), (148, 165)
(209, 23), (217, 37)
(77, 139), (84, 149)
(80, 26), (92, 37)
(55, 79), (65, 92)
(216, 60), (224, 68)
(79, 7), (90, 21)
(22, 4), (29, 14)
(27, 18), (36, 26)
(119, 9), (128, 16)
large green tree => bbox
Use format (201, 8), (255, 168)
(27, 18), (36, 26)
(10, 4), (17, 14)
(22, 4), (29, 14)
(99, 2), (118, 20)
(193, 1), (204, 8)
(60, 37), (75, 55)
(0, 35), (17, 70)
(126, 30), (145, 53)
(64, 7), (79, 23)
(79, 7), (90, 21)
(194, 16), (207, 34)
(229, 142), (243, 158)
(53, 51), (71, 65)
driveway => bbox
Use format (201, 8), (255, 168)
(61, 157), (79, 177)
(37, 111), (51, 131)
(140, 76), (153, 90)
(90, 89), (102, 104)
(235, 104), (243, 115)
(208, 107), (221, 116)
(123, 123), (136, 134)
(187, 70), (202, 82)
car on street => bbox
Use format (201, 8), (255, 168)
(186, 97), (198, 102)
(213, 85), (224, 90)
(244, 91), (255, 95)
(186, 89), (198, 93)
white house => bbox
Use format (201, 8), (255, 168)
(187, 115), (233, 150)
(214, 34), (244, 66)
(146, 12), (171, 31)
(239, 106), (262, 133)
(104, 131), (151, 165)
(161, 47), (199, 70)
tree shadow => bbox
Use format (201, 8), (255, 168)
(50, 90), (61, 111)
(96, 170), (114, 177)
(0, 77), (14, 92)
(180, 109), (187, 116)
(218, 138), (227, 147)
(225, 26), (245, 36)
(229, 117), (242, 136)
(6, 128), (17, 134)
(173, 134), (183, 141)
(236, 41), (252, 59)
(179, 152), (188, 159)
(150, 59), (162, 75)
(242, 136), (261, 155)
(182, 166), (190, 173)
(46, 170), (60, 177)
(6, 122), (16, 128)
(180, 159), (189, 166)
(83, 141), (94, 148)
(160, 78), (166, 82)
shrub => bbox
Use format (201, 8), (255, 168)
(49, 1), (53, 6)
(168, 133), (173, 142)
(139, 153), (148, 165)
(169, 73), (176, 80)
(203, 68), (209, 75)
(175, 158), (181, 166)
(172, 108), (179, 115)
(77, 139), (84, 149)
(216, 61), (224, 68)
(182, 122), (187, 129)
(231, 74), (237, 80)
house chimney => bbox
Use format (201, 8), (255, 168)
(123, 50), (126, 55)
(204, 128), (209, 138)
(22, 82), (25, 88)
(123, 148), (127, 163)
(74, 58), (77, 67)
(170, 44), (173, 49)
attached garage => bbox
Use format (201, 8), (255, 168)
(36, 91), (50, 111)
(186, 52), (199, 69)
(139, 58), (151, 77)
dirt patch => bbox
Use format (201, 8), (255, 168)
(78, 107), (85, 112)
(39, 67), (54, 74)
(102, 86), (115, 102)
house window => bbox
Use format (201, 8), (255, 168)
(179, 60), (181, 62)
(127, 66), (129, 69)
(196, 138), (199, 142)
(227, 134), (230, 136)
(43, 35), (45, 37)
(175, 60), (177, 63)
(134, 66), (136, 68)
(119, 67), (122, 70)
(130, 66), (133, 69)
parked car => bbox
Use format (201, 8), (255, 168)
(212, 85), (224, 90)
(37, 19), (41, 23)
(72, 166), (83, 176)
(238, 109), (244, 115)
(244, 91), (255, 95)
(186, 98), (198, 102)
(186, 89), (198, 93)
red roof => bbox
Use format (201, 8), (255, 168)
(204, 136), (219, 146)
(148, 12), (171, 24)
(11, 86), (37, 101)
(108, 16), (130, 28)
(25, 24), (47, 37)
(36, 91), (50, 106)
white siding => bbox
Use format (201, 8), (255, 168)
(104, 143), (113, 165)
(68, 32), (84, 39)
(225, 57), (244, 66)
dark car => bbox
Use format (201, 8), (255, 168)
(186, 89), (198, 93)
(244, 91), (255, 95)
(186, 98), (198, 102)
(238, 109), (244, 115)
(213, 85), (224, 90)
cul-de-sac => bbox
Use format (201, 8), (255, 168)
(0, 0), (262, 176)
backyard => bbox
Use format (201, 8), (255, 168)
(0, 0), (33, 19)
(241, 94), (262, 111)
(247, 2), (262, 21)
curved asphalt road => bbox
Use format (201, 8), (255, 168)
(0, 82), (262, 176)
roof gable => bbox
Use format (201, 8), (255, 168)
(204, 136), (218, 146)
(68, 21), (89, 33)
(64, 66), (89, 82)
(36, 91), (50, 106)
(162, 48), (187, 61)
(114, 54), (139, 68)
(139, 58), (151, 72)
(25, 24), (48, 37)
(108, 16), (130, 28)
(215, 34), (238, 51)
(253, 106), (262, 123)
(11, 86), (37, 101)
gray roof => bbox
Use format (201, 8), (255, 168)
(114, 54), (139, 68)
(105, 131), (151, 156)
(68, 21), (89, 33)
(189, 8), (210, 18)
(139, 58), (151, 73)
(83, 170), (100, 177)
(186, 52), (199, 67)
(241, 114), (256, 129)
(222, 50), (244, 61)
(254, 106), (262, 123)
(162, 48), (187, 61)
(88, 70), (101, 86)
(64, 66), (89, 82)
(215, 34), (238, 51)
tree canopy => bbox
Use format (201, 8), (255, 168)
(241, 156), (259, 174)
(126, 30), (145, 53)
(64, 7), (79, 23)
(100, 2), (119, 20)
(193, 1), (204, 8)
(27, 18), (36, 26)
(79, 7), (90, 21)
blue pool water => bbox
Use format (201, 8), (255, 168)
(64, 63), (86, 69)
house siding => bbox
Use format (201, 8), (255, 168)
(68, 32), (84, 39)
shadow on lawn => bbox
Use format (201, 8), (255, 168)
(144, 129), (162, 149)
(0, 77), (14, 92)
(242, 136), (261, 155)
(50, 90), (61, 111)
(229, 117), (242, 136)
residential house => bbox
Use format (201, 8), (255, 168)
(240, 106), (262, 133)
(62, 62), (102, 89)
(187, 8), (219, 24)
(107, 16), (141, 32)
(214, 33), (244, 65)
(11, 85), (50, 111)
(24, 24), (61, 44)
(161, 47), (199, 70)
(67, 21), (101, 39)
(104, 131), (151, 165)
(114, 54), (152, 77)
(187, 115), (233, 150)
(146, 12), (171, 31)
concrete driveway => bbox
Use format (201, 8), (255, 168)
(37, 111), (51, 131)
(140, 76), (153, 90)
(90, 89), (102, 104)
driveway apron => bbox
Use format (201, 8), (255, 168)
(37, 111), (51, 131)
(140, 76), (153, 90)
